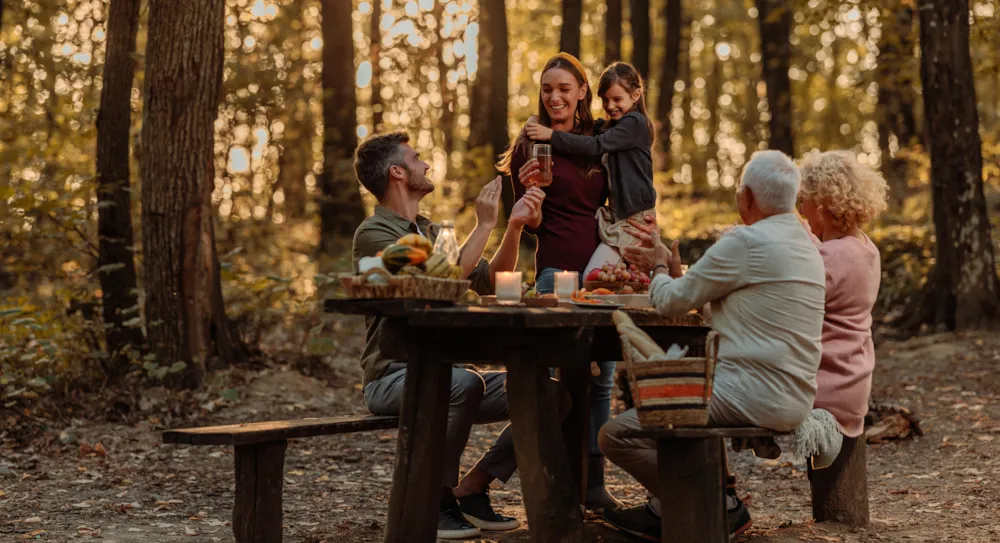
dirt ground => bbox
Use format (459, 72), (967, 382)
(2, 324), (1000, 542)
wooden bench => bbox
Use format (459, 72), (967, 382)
(621, 426), (869, 543)
(162, 414), (400, 543)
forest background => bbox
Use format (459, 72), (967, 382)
(1, 0), (999, 417)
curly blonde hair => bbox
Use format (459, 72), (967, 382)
(799, 150), (889, 230)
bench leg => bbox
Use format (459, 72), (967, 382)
(508, 351), (585, 542)
(657, 437), (727, 543)
(809, 435), (869, 527)
(234, 440), (287, 543)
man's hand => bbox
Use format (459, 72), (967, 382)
(510, 187), (545, 229)
(475, 176), (503, 230)
(518, 158), (540, 188)
(525, 121), (553, 142)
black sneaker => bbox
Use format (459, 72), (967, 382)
(728, 495), (752, 540)
(601, 503), (661, 542)
(458, 490), (519, 531)
(439, 493), (482, 540)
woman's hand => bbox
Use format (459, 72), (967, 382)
(517, 158), (540, 188)
(624, 216), (683, 278)
(525, 121), (553, 142)
(474, 176), (503, 230)
(509, 187), (545, 229)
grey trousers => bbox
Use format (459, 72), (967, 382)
(364, 366), (517, 488)
(598, 403), (748, 515)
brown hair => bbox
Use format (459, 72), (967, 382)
(497, 53), (596, 175)
(354, 131), (409, 200)
(597, 62), (655, 142)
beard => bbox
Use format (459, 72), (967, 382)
(406, 166), (435, 194)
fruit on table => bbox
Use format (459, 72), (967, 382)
(381, 244), (428, 272)
(447, 264), (464, 279)
(397, 264), (426, 276)
(459, 290), (482, 305)
(396, 233), (433, 253)
(589, 262), (651, 284)
(425, 253), (451, 277)
(358, 256), (386, 274)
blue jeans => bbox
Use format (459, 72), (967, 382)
(536, 267), (616, 456)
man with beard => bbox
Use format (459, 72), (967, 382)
(351, 131), (546, 539)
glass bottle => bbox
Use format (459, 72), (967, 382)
(432, 220), (460, 265)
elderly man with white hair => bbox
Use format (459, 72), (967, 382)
(598, 150), (826, 541)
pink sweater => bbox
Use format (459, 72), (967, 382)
(813, 235), (880, 437)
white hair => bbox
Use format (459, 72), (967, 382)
(738, 150), (800, 214)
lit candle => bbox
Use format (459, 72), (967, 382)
(554, 270), (579, 300)
(495, 271), (522, 305)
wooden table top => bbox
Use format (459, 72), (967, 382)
(325, 298), (705, 329)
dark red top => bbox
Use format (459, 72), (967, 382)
(511, 142), (608, 273)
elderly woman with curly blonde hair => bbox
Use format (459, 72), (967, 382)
(797, 150), (888, 439)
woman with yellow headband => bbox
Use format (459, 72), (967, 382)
(497, 52), (622, 512)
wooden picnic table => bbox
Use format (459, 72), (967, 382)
(325, 299), (708, 543)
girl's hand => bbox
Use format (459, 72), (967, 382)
(525, 121), (553, 142)
(517, 158), (540, 187)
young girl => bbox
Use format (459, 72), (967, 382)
(525, 61), (657, 277)
(797, 150), (888, 441)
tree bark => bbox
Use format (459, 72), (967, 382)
(142, 0), (245, 387)
(96, 0), (144, 370)
(756, 0), (794, 156)
(370, 0), (385, 133)
(560, 0), (582, 58)
(630, 0), (650, 80)
(877, 4), (918, 213)
(483, 0), (512, 217)
(918, 0), (998, 330)
(655, 0), (681, 172)
(434, 0), (454, 176)
(706, 52), (721, 188)
(275, 97), (310, 219)
(605, 0), (622, 65)
(319, 0), (365, 260)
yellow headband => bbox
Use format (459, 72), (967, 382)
(552, 52), (589, 86)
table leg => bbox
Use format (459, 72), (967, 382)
(507, 350), (585, 543)
(558, 352), (592, 504)
(383, 346), (451, 543)
(656, 437), (727, 543)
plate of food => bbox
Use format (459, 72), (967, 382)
(570, 290), (624, 309)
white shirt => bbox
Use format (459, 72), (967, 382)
(650, 213), (826, 431)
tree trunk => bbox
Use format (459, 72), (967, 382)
(605, 0), (622, 65)
(918, 0), (998, 330)
(434, 0), (454, 177)
(740, 16), (761, 155)
(370, 0), (385, 133)
(483, 0), (512, 217)
(655, 0), (681, 172)
(319, 0), (365, 261)
(142, 0), (245, 388)
(96, 0), (144, 371)
(630, 0), (650, 80)
(756, 0), (794, 156)
(706, 51), (721, 189)
(469, 0), (492, 151)
(560, 0), (582, 58)
(877, 4), (918, 213)
(275, 97), (310, 219)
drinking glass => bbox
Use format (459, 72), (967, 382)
(532, 144), (553, 187)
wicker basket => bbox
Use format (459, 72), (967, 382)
(338, 268), (471, 302)
(613, 310), (718, 428)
